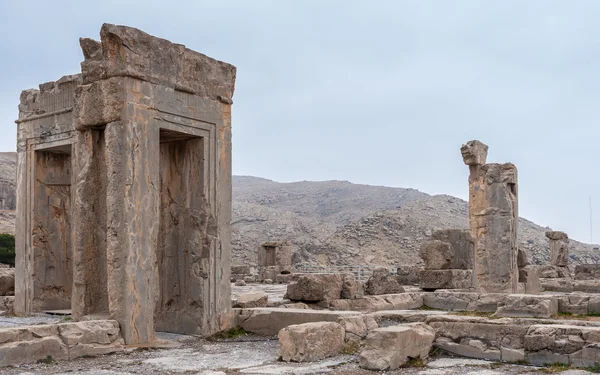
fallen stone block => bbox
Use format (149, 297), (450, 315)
(359, 323), (435, 370)
(0, 296), (14, 314)
(238, 308), (361, 336)
(286, 274), (344, 302)
(0, 268), (14, 296)
(275, 274), (293, 284)
(369, 309), (449, 324)
(231, 265), (251, 275)
(233, 292), (268, 308)
(422, 292), (504, 312)
(420, 240), (452, 270)
(278, 322), (344, 362)
(337, 315), (378, 343)
(234, 279), (246, 286)
(419, 270), (472, 290)
(537, 265), (570, 279)
(495, 295), (558, 318)
(365, 268), (404, 295)
(435, 337), (501, 361)
(524, 324), (600, 367)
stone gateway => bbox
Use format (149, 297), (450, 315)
(14, 24), (236, 345)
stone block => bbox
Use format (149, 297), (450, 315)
(0, 296), (14, 314)
(275, 274), (293, 284)
(234, 279), (246, 286)
(233, 292), (268, 308)
(365, 268), (404, 295)
(518, 266), (541, 294)
(435, 337), (502, 361)
(238, 308), (361, 336)
(432, 229), (474, 269)
(286, 274), (344, 302)
(574, 264), (600, 280)
(0, 336), (68, 366)
(396, 265), (422, 285)
(546, 231), (569, 267)
(278, 322), (344, 362)
(540, 278), (573, 293)
(337, 315), (378, 343)
(359, 323), (435, 370)
(420, 240), (452, 270)
(0, 268), (14, 296)
(537, 265), (570, 279)
(573, 280), (600, 294)
(419, 270), (472, 290)
(231, 265), (251, 275)
(341, 274), (363, 299)
(495, 295), (558, 318)
(558, 294), (590, 315)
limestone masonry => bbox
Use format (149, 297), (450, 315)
(14, 23), (235, 345)
(462, 140), (519, 293)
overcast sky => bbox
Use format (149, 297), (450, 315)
(1, 1), (599, 243)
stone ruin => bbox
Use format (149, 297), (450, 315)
(0, 177), (15, 210)
(13, 23), (235, 345)
(7, 27), (600, 371)
(257, 241), (293, 282)
(461, 140), (519, 293)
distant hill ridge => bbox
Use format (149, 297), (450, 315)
(1, 153), (598, 265)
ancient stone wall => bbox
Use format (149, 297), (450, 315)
(258, 241), (293, 280)
(15, 24), (236, 345)
(461, 140), (518, 293)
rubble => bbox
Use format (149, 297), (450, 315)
(365, 267), (404, 295)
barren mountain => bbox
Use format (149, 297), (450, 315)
(1, 152), (598, 266)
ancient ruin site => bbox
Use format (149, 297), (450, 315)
(1, 14), (600, 375)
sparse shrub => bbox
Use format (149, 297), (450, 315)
(341, 340), (361, 355)
(0, 233), (15, 266)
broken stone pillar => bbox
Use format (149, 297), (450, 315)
(462, 140), (518, 293)
(15, 24), (236, 345)
(258, 241), (293, 281)
(546, 231), (569, 267)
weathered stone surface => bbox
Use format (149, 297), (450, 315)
(234, 279), (246, 286)
(432, 229), (474, 270)
(331, 293), (423, 312)
(258, 242), (293, 281)
(341, 274), (363, 299)
(337, 315), (378, 343)
(541, 278), (574, 293)
(365, 268), (404, 295)
(537, 265), (571, 279)
(462, 141), (518, 293)
(15, 24), (236, 345)
(558, 294), (590, 315)
(238, 308), (361, 336)
(427, 315), (527, 362)
(0, 296), (14, 314)
(518, 266), (541, 294)
(419, 270), (472, 290)
(460, 140), (488, 166)
(495, 295), (558, 318)
(0, 320), (123, 366)
(0, 268), (14, 296)
(396, 265), (422, 285)
(286, 274), (344, 302)
(423, 292), (504, 312)
(278, 322), (344, 362)
(574, 264), (600, 280)
(524, 324), (600, 367)
(546, 231), (570, 267)
(358, 323), (435, 370)
(573, 280), (600, 294)
(233, 292), (268, 308)
(420, 240), (452, 270)
(517, 248), (530, 268)
(232, 265), (251, 275)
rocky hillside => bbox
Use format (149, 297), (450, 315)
(1, 152), (598, 266)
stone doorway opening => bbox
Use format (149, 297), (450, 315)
(155, 128), (205, 333)
(32, 145), (73, 311)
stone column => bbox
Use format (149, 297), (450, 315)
(546, 231), (569, 267)
(461, 140), (519, 293)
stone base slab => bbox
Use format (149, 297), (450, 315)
(0, 320), (123, 367)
